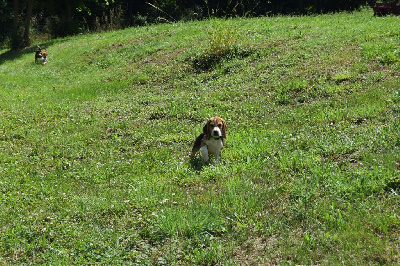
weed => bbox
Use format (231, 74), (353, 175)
(93, 5), (124, 32)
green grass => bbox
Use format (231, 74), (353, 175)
(0, 8), (399, 264)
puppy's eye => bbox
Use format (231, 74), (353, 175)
(218, 124), (222, 128)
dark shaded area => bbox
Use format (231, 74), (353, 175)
(371, 1), (400, 16)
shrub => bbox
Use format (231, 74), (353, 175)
(47, 16), (82, 38)
(191, 24), (252, 70)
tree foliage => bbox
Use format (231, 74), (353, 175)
(1, 0), (371, 49)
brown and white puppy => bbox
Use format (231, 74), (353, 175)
(35, 47), (48, 65)
(191, 116), (227, 164)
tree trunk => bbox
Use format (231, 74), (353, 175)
(11, 0), (21, 50)
(13, 0), (19, 28)
(23, 0), (34, 47)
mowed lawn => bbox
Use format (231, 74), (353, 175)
(0, 8), (399, 264)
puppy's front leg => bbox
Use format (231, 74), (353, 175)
(213, 151), (220, 165)
(200, 146), (209, 163)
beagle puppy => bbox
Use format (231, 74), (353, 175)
(35, 47), (48, 65)
(191, 116), (227, 164)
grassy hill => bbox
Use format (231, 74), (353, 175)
(0, 8), (399, 264)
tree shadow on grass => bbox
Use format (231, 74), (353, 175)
(0, 38), (69, 65)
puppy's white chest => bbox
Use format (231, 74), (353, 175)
(204, 138), (223, 155)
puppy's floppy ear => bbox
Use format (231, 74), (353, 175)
(203, 120), (210, 136)
(221, 118), (227, 139)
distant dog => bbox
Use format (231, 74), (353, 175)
(35, 47), (48, 65)
(191, 116), (227, 164)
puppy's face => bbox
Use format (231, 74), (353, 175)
(35, 50), (43, 58)
(203, 117), (226, 139)
(35, 50), (48, 62)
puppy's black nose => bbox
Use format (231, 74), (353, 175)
(213, 130), (220, 136)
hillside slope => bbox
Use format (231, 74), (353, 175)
(0, 9), (399, 264)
